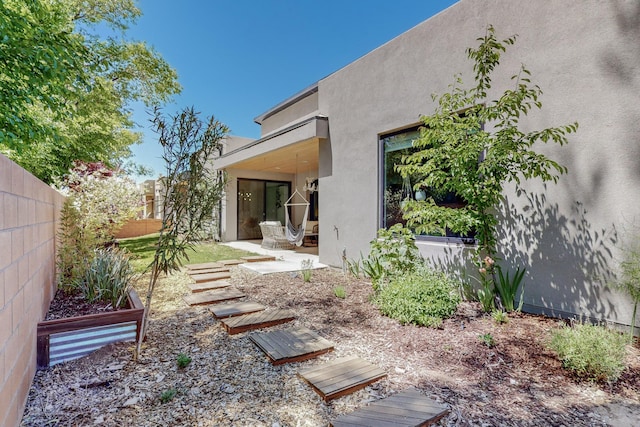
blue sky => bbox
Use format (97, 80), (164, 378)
(127, 0), (458, 179)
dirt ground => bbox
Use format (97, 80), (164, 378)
(22, 266), (640, 426)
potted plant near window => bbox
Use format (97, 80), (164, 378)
(37, 162), (144, 367)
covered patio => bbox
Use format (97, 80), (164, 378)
(215, 98), (327, 247)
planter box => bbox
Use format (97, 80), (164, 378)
(37, 290), (145, 368)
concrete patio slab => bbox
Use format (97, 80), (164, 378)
(221, 241), (327, 275)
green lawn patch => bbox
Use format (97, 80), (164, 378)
(119, 234), (257, 272)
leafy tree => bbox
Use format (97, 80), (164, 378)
(1, 0), (181, 183)
(57, 161), (142, 242)
(135, 107), (228, 360)
(398, 25), (577, 270)
(56, 161), (142, 287)
(0, 0), (88, 150)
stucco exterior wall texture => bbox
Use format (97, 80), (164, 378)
(260, 91), (319, 136)
(0, 154), (65, 427)
(317, 0), (640, 327)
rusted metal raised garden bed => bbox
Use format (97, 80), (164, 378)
(37, 290), (144, 368)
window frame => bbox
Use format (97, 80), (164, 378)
(378, 125), (476, 245)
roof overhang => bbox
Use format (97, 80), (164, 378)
(215, 115), (328, 174)
(253, 82), (319, 125)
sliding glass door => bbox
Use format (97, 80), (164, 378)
(237, 179), (290, 240)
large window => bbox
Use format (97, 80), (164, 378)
(380, 127), (472, 243)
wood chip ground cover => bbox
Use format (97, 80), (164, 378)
(22, 267), (640, 426)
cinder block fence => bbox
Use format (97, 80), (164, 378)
(0, 154), (65, 427)
(115, 218), (162, 239)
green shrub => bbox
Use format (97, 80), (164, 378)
(373, 267), (460, 327)
(495, 266), (526, 312)
(369, 224), (423, 273)
(479, 333), (495, 348)
(334, 286), (346, 299)
(177, 353), (191, 369)
(361, 254), (386, 291)
(477, 285), (495, 313)
(362, 224), (424, 291)
(550, 323), (627, 383)
(492, 309), (508, 324)
(300, 259), (313, 282)
(344, 257), (361, 278)
(78, 247), (136, 308)
(57, 199), (96, 291)
(160, 388), (177, 403)
(612, 239), (640, 339)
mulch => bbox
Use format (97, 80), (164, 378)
(22, 267), (640, 426)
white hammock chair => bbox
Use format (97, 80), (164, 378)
(284, 188), (309, 246)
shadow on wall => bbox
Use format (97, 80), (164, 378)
(426, 244), (478, 299)
(496, 186), (619, 322)
(605, 1), (640, 89)
(605, 1), (640, 183)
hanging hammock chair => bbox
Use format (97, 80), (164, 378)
(284, 188), (309, 246)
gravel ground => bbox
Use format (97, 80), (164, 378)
(22, 266), (640, 426)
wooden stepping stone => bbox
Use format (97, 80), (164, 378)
(185, 262), (223, 271)
(219, 259), (245, 266)
(241, 255), (276, 263)
(182, 288), (244, 306)
(187, 266), (230, 276)
(191, 271), (232, 283)
(188, 280), (231, 293)
(331, 387), (449, 427)
(250, 326), (334, 365)
(221, 309), (295, 335)
(209, 302), (266, 319)
(298, 355), (387, 402)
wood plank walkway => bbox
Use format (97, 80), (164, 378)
(241, 255), (276, 262)
(221, 309), (295, 335)
(186, 267), (230, 276)
(190, 271), (232, 283)
(219, 259), (245, 266)
(331, 388), (449, 427)
(185, 262), (223, 271)
(209, 302), (266, 319)
(250, 326), (334, 365)
(187, 280), (231, 293)
(298, 356), (387, 402)
(182, 288), (245, 306)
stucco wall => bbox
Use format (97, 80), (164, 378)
(0, 154), (65, 427)
(316, 0), (640, 327)
(223, 135), (255, 154)
(260, 91), (319, 136)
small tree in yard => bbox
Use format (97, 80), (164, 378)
(135, 106), (227, 360)
(397, 26), (577, 303)
(614, 239), (640, 340)
(56, 161), (142, 286)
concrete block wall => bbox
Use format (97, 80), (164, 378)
(0, 154), (65, 427)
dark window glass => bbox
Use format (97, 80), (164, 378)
(381, 127), (473, 243)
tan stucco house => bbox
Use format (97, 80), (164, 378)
(214, 0), (640, 330)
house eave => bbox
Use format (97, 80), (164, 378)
(215, 115), (328, 172)
(253, 82), (319, 125)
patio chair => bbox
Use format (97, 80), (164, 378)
(303, 222), (319, 247)
(259, 221), (295, 250)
